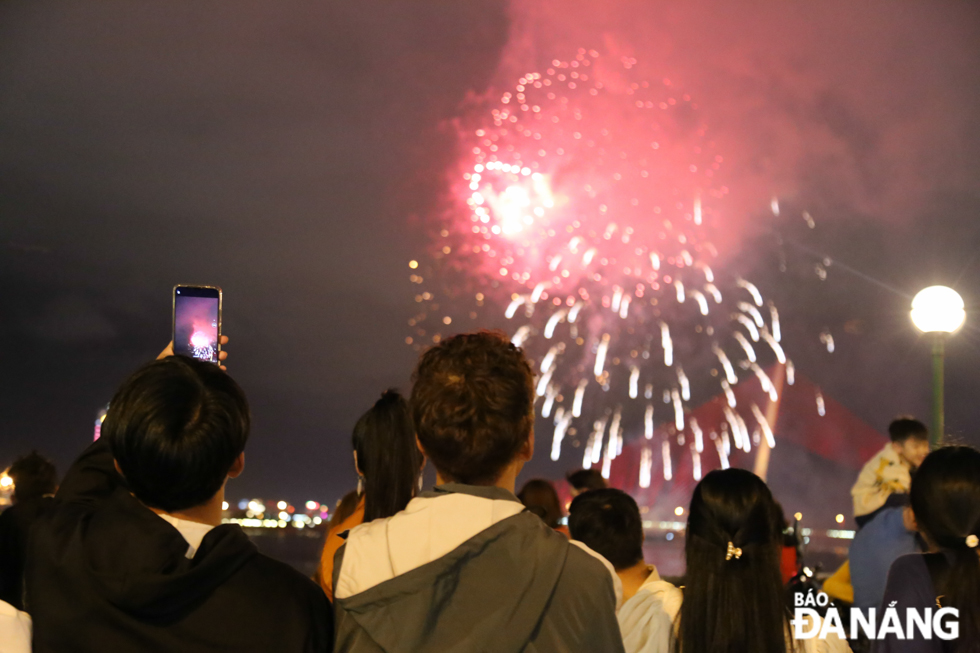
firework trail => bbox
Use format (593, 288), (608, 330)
(409, 49), (812, 483)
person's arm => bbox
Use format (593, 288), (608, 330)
(54, 436), (126, 506)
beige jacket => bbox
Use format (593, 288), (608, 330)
(851, 443), (911, 518)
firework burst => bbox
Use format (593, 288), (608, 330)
(410, 49), (800, 484)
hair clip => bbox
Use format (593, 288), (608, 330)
(725, 541), (743, 561)
(966, 534), (978, 549)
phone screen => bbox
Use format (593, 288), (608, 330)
(173, 286), (221, 364)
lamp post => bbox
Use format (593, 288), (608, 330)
(910, 286), (965, 449)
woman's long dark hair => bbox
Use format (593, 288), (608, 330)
(910, 445), (980, 651)
(675, 468), (790, 653)
(353, 390), (423, 522)
(518, 479), (564, 529)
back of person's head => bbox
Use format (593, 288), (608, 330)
(8, 451), (57, 502)
(888, 417), (929, 443)
(104, 356), (250, 513)
(353, 389), (423, 521)
(678, 468), (787, 653)
(328, 490), (362, 531)
(568, 488), (643, 570)
(566, 468), (607, 494)
(910, 445), (980, 648)
(410, 330), (534, 485)
(518, 479), (564, 529)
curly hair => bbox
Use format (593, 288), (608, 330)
(410, 330), (534, 485)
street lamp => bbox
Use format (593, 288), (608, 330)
(910, 286), (965, 448)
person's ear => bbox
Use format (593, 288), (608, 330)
(521, 429), (535, 462)
(416, 435), (427, 457)
(891, 441), (903, 455)
(113, 459), (125, 479)
(227, 452), (245, 479)
(353, 450), (362, 477)
(903, 506), (918, 532)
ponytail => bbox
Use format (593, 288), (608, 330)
(352, 390), (423, 522)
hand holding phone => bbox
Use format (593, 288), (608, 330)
(172, 285), (222, 364)
(157, 335), (229, 370)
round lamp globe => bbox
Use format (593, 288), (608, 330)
(910, 286), (966, 334)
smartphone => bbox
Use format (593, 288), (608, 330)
(172, 285), (222, 364)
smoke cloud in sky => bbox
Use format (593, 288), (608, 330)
(497, 0), (980, 252)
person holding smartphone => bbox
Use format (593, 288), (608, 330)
(25, 337), (334, 653)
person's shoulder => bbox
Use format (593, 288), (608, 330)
(563, 537), (615, 580)
(887, 552), (929, 577)
(243, 553), (329, 606)
(640, 579), (682, 605)
(860, 443), (890, 468)
(626, 579), (683, 620)
(508, 516), (609, 582)
(883, 553), (935, 606)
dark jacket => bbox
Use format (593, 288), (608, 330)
(332, 484), (625, 653)
(25, 438), (333, 652)
(0, 494), (54, 610)
(874, 553), (956, 653)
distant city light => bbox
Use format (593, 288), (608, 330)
(277, 500), (287, 510)
(674, 506), (684, 516)
(305, 500), (319, 510)
(835, 514), (845, 524)
(794, 512), (803, 521)
(221, 501), (229, 511)
(0, 473), (12, 489)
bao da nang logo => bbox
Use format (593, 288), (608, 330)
(792, 591), (959, 641)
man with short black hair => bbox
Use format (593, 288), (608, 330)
(568, 489), (676, 653)
(568, 490), (647, 589)
(0, 451), (58, 610)
(851, 416), (930, 527)
(333, 330), (624, 653)
(26, 355), (332, 652)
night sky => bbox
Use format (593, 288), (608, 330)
(2, 0), (979, 508)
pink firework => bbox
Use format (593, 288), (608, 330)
(411, 49), (794, 483)
(190, 330), (215, 362)
(190, 331), (211, 349)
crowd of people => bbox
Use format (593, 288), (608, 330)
(1, 329), (979, 652)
